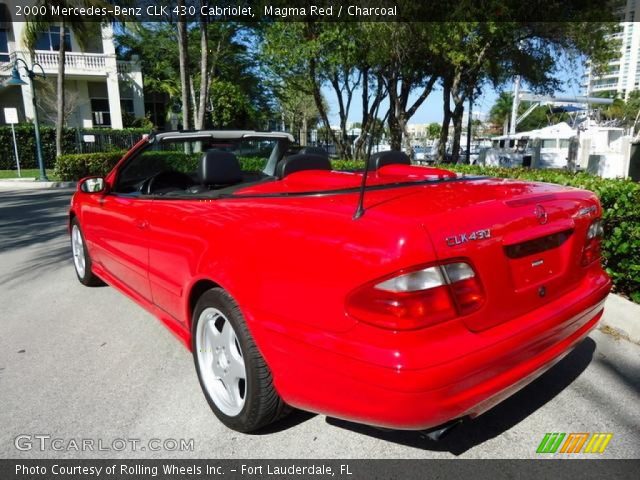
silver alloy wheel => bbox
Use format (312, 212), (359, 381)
(196, 307), (247, 416)
(71, 224), (86, 278)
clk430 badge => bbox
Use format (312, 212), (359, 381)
(446, 229), (491, 246)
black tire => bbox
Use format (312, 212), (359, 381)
(70, 218), (104, 287)
(192, 288), (290, 432)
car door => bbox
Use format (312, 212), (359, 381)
(81, 148), (162, 302)
(146, 198), (206, 322)
(86, 194), (152, 302)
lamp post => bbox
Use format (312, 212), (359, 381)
(5, 59), (48, 181)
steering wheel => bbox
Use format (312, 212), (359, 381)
(140, 170), (195, 195)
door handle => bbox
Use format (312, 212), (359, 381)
(135, 219), (149, 229)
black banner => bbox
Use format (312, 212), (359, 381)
(2, 0), (625, 23)
(2, 459), (639, 480)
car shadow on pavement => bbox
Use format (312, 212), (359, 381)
(325, 337), (596, 456)
(252, 409), (318, 435)
(0, 243), (71, 287)
(0, 189), (73, 253)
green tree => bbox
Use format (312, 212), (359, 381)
(489, 91), (569, 133)
(262, 22), (370, 159)
(208, 79), (252, 128)
(427, 122), (441, 140)
(116, 23), (181, 108)
(277, 81), (322, 145)
(176, 0), (190, 132)
(23, 0), (113, 156)
(624, 91), (640, 134)
(437, 20), (617, 163)
(365, 23), (442, 151)
(489, 91), (514, 131)
(117, 21), (268, 130)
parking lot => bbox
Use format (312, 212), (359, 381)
(0, 187), (639, 459)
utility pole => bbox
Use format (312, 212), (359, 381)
(466, 95), (473, 163)
(510, 76), (520, 135)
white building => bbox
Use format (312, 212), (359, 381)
(0, 4), (143, 129)
(583, 0), (640, 100)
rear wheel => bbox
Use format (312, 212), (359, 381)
(192, 288), (289, 432)
(70, 218), (103, 286)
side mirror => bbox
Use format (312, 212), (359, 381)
(79, 177), (106, 193)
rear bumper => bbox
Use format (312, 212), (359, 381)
(259, 271), (611, 430)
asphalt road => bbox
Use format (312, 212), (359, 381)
(0, 187), (638, 459)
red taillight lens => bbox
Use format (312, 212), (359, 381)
(346, 262), (484, 330)
(581, 219), (604, 266)
(449, 276), (485, 315)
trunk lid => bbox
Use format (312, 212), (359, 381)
(378, 177), (601, 332)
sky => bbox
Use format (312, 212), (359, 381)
(323, 58), (589, 126)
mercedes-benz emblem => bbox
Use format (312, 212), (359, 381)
(534, 204), (548, 225)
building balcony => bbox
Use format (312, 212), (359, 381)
(35, 50), (108, 75)
(591, 83), (619, 91)
(0, 51), (140, 78)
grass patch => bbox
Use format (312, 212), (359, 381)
(0, 169), (60, 180)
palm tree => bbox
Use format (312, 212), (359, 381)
(23, 1), (115, 157)
(489, 91), (513, 132)
(177, 0), (190, 132)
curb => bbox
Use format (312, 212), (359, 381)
(0, 179), (76, 189)
(600, 293), (640, 344)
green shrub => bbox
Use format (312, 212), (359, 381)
(54, 152), (269, 182)
(332, 159), (364, 171)
(54, 151), (125, 181)
(0, 126), (150, 170)
(0, 126), (76, 170)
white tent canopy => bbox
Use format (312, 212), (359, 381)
(493, 122), (576, 141)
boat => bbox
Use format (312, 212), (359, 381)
(481, 121), (632, 178)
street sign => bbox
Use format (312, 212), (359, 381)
(4, 108), (21, 177)
(4, 107), (18, 124)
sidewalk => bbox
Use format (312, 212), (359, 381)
(601, 293), (640, 344)
(0, 178), (76, 189)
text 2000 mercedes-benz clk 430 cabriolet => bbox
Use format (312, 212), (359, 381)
(69, 131), (611, 433)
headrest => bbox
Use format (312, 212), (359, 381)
(276, 153), (332, 179)
(298, 146), (329, 158)
(199, 150), (243, 186)
(368, 150), (411, 170)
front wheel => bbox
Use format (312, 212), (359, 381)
(192, 288), (289, 432)
(70, 218), (104, 287)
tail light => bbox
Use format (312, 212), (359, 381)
(581, 218), (604, 266)
(346, 261), (484, 330)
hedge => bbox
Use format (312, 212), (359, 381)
(54, 153), (639, 303)
(0, 126), (76, 170)
(0, 126), (149, 170)
(54, 152), (272, 181)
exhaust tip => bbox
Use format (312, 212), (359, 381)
(421, 418), (466, 441)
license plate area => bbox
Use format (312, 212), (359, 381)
(504, 230), (573, 291)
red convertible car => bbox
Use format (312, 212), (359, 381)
(69, 130), (611, 434)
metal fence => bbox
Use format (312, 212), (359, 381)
(73, 129), (147, 154)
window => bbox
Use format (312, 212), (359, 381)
(559, 139), (571, 149)
(120, 99), (134, 115)
(35, 27), (72, 52)
(91, 99), (111, 127)
(541, 139), (557, 148)
(0, 29), (9, 62)
(113, 137), (281, 196)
